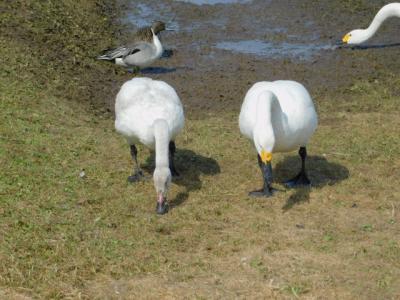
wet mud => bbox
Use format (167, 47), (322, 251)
(118, 0), (400, 115)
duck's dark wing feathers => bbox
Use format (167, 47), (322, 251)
(97, 45), (142, 60)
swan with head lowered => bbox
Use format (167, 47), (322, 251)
(239, 80), (318, 197)
(115, 78), (184, 214)
(342, 3), (400, 45)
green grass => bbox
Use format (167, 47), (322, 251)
(2, 62), (400, 297)
(1, 1), (400, 299)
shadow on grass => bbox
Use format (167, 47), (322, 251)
(143, 148), (221, 209)
(140, 66), (194, 75)
(273, 155), (349, 212)
(140, 67), (177, 74)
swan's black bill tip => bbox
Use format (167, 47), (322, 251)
(156, 202), (169, 215)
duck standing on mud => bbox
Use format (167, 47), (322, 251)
(97, 21), (166, 71)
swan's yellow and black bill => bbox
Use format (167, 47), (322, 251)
(261, 150), (272, 163)
(342, 34), (350, 44)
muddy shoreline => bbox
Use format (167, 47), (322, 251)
(112, 0), (400, 116)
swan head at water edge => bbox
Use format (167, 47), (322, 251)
(342, 3), (400, 45)
(342, 29), (368, 45)
(153, 167), (172, 214)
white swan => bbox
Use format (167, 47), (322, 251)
(98, 21), (165, 70)
(115, 77), (185, 214)
(342, 3), (400, 45)
(239, 80), (318, 197)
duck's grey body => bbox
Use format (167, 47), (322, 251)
(97, 21), (165, 69)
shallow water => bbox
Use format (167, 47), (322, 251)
(123, 0), (332, 61)
(125, 2), (179, 30)
(216, 40), (336, 60)
(119, 0), (400, 113)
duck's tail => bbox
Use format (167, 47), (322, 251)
(97, 46), (127, 60)
(97, 54), (113, 61)
(97, 51), (114, 61)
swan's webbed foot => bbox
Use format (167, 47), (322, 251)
(127, 170), (144, 183)
(156, 201), (169, 215)
(285, 172), (311, 188)
(249, 187), (275, 198)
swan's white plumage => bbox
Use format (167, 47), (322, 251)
(239, 80), (318, 155)
(343, 3), (400, 45)
(115, 77), (184, 148)
(115, 77), (184, 213)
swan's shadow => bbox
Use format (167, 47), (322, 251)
(143, 149), (221, 209)
(273, 155), (349, 212)
(140, 65), (194, 74)
(338, 42), (400, 50)
(140, 67), (177, 74)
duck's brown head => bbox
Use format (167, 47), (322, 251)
(151, 21), (166, 35)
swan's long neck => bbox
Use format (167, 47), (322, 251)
(364, 3), (400, 39)
(253, 91), (279, 153)
(153, 119), (170, 169)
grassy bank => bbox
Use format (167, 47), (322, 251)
(1, 0), (400, 299)
(0, 0), (130, 110)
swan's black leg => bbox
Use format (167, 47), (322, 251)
(249, 154), (274, 197)
(127, 144), (144, 182)
(285, 147), (311, 188)
(169, 141), (180, 177)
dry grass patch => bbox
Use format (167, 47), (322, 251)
(1, 71), (400, 298)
